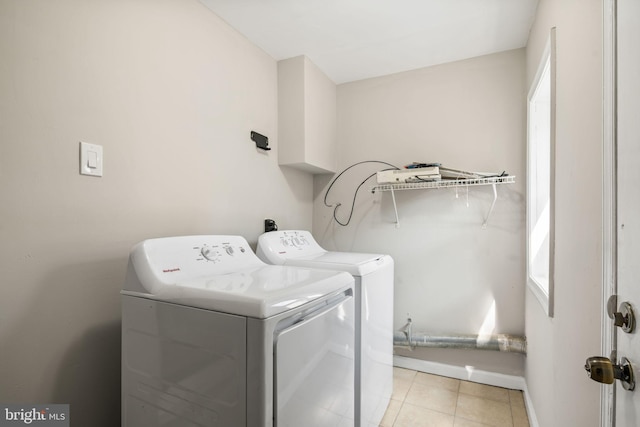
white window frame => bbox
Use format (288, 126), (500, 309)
(526, 28), (556, 317)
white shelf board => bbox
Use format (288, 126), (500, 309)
(371, 175), (515, 193)
(370, 175), (516, 228)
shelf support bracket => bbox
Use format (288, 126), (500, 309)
(390, 187), (400, 228)
(482, 183), (498, 229)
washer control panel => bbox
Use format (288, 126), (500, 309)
(278, 232), (310, 249)
(257, 230), (326, 264)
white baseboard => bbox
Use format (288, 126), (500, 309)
(393, 355), (539, 427)
(520, 381), (540, 427)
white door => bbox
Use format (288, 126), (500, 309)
(614, 0), (640, 424)
(274, 293), (355, 427)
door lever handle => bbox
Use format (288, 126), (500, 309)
(585, 355), (635, 390)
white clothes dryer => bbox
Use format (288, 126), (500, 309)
(257, 230), (394, 427)
(121, 235), (356, 427)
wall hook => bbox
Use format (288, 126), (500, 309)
(251, 131), (271, 151)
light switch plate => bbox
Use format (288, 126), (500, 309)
(79, 141), (103, 177)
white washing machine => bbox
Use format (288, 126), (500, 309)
(257, 230), (393, 427)
(121, 235), (356, 427)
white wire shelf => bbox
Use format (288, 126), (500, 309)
(370, 175), (516, 228)
(371, 175), (516, 193)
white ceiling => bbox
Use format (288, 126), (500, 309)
(199, 0), (539, 84)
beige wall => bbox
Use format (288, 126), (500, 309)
(313, 49), (527, 375)
(0, 0), (312, 424)
(524, 0), (603, 425)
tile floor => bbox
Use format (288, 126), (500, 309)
(380, 367), (530, 427)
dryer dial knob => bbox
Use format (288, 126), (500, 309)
(201, 245), (219, 262)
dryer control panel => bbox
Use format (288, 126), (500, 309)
(128, 235), (264, 288)
(198, 241), (246, 263)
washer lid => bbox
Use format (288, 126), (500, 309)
(122, 235), (354, 318)
(257, 230), (392, 276)
(283, 252), (392, 276)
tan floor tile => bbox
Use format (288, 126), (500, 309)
(405, 382), (458, 415)
(392, 378), (412, 401)
(456, 394), (513, 427)
(394, 367), (418, 382)
(414, 372), (461, 392)
(379, 398), (402, 427)
(381, 370), (531, 427)
(511, 405), (530, 427)
(459, 381), (510, 403)
(394, 402), (455, 427)
(453, 418), (491, 427)
(508, 390), (525, 408)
